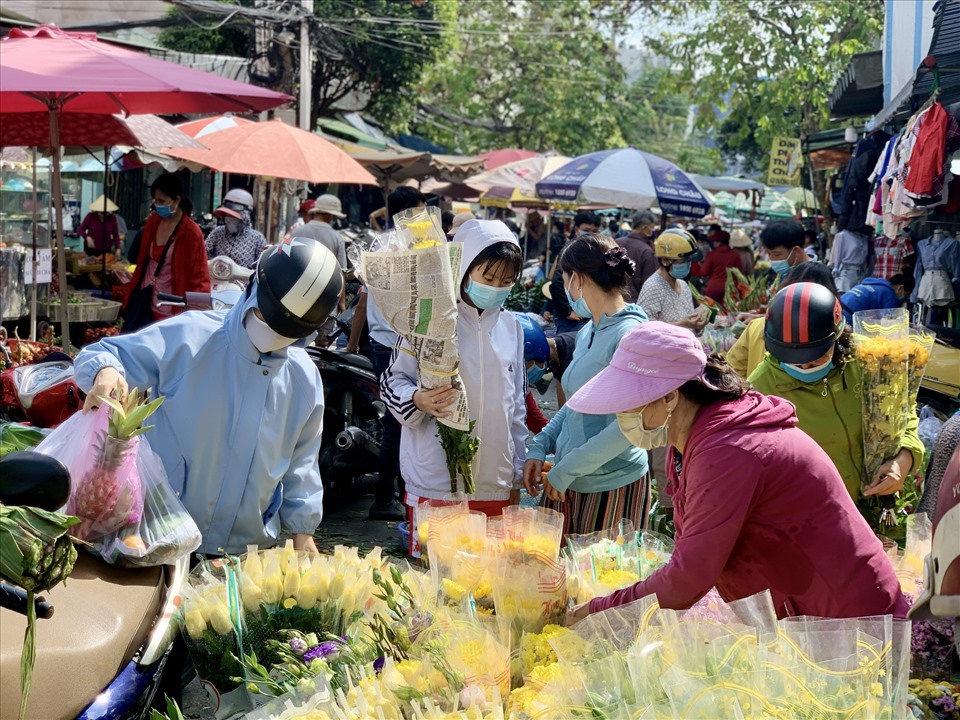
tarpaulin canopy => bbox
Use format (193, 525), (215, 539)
(0, 112), (203, 150)
(689, 174), (765, 197)
(477, 148), (538, 170)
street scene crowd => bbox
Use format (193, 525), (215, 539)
(0, 1), (958, 719)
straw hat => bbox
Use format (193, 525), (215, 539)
(90, 195), (118, 213)
(310, 194), (345, 219)
(729, 229), (753, 248)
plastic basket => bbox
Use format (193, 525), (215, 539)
(97, 299), (121, 322)
(43, 300), (102, 323)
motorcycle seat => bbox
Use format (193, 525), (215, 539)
(328, 349), (374, 372)
(0, 551), (163, 720)
(927, 324), (960, 350)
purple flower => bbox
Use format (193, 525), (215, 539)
(373, 657), (385, 675)
(288, 637), (308, 656)
(303, 640), (343, 662)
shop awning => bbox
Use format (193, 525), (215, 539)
(316, 118), (388, 150)
(870, 0), (960, 129)
(689, 175), (765, 196)
(829, 50), (884, 120)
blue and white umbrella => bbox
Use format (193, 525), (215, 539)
(535, 147), (711, 218)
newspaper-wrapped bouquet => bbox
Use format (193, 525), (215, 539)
(360, 207), (479, 493)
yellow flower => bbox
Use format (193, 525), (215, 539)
(442, 578), (468, 601)
(207, 602), (233, 635)
(183, 609), (207, 640)
(596, 568), (639, 590)
(473, 580), (493, 599)
(241, 581), (262, 613)
(283, 567), (301, 598)
(528, 661), (562, 686)
(870, 682), (884, 697)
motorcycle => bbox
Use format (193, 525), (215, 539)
(0, 451), (188, 720)
(918, 324), (960, 414)
(0, 328), (81, 427)
(208, 255), (253, 294)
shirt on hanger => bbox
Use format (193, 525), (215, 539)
(912, 235), (960, 305)
(873, 235), (914, 280)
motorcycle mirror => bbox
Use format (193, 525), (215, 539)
(0, 451), (71, 510)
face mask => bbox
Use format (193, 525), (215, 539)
(616, 406), (672, 449)
(155, 203), (174, 219)
(465, 278), (511, 310)
(527, 363), (546, 385)
(244, 310), (297, 354)
(770, 248), (796, 277)
(564, 277), (592, 317)
(780, 358), (834, 383)
(224, 218), (241, 233)
(669, 262), (691, 279)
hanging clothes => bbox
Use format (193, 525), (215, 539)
(872, 234), (914, 280)
(912, 235), (960, 306)
(837, 130), (891, 232)
(903, 102), (960, 199)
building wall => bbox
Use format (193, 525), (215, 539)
(884, 0), (937, 104)
(3, 0), (168, 29)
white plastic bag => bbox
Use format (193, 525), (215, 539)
(95, 437), (201, 567)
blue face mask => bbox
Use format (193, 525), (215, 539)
(527, 362), (547, 385)
(154, 203), (174, 219)
(669, 262), (691, 279)
(465, 279), (511, 310)
(564, 279), (591, 318)
(780, 358), (834, 383)
(770, 258), (792, 277)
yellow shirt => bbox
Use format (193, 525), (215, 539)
(726, 317), (767, 378)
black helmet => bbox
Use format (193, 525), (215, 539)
(256, 236), (343, 338)
(764, 282), (843, 364)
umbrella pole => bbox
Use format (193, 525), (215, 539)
(50, 108), (71, 350)
(101, 146), (109, 298)
(30, 148), (38, 340)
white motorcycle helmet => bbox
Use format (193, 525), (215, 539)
(256, 236), (343, 338)
(215, 188), (254, 220)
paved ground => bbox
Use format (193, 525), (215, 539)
(181, 384), (559, 718)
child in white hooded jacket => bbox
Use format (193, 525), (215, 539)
(381, 219), (527, 556)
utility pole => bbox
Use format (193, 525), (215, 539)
(299, 0), (313, 131)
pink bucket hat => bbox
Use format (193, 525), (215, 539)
(567, 321), (707, 415)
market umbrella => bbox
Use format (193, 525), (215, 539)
(420, 178), (480, 201)
(175, 114), (256, 139)
(536, 148), (711, 218)
(783, 186), (819, 210)
(736, 191), (796, 218)
(0, 24), (290, 345)
(161, 119), (376, 185)
(468, 153), (572, 199)
(477, 148), (538, 170)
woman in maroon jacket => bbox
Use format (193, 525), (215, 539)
(127, 173), (210, 326)
(565, 321), (908, 623)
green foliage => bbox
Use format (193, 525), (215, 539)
(157, 0), (451, 129)
(148, 696), (185, 720)
(157, 0), (254, 57)
(418, 0), (630, 155)
(642, 0), (884, 158)
(620, 67), (723, 175)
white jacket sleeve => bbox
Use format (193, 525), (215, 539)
(380, 338), (427, 427)
(510, 327), (528, 485)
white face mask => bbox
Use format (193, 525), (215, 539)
(224, 217), (241, 234)
(616, 405), (672, 449)
(244, 310), (297, 353)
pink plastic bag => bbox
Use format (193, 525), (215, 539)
(35, 405), (143, 541)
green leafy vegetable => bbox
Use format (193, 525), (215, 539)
(437, 421), (480, 494)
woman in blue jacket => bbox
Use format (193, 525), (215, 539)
(523, 233), (650, 535)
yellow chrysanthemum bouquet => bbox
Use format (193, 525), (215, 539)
(852, 309), (933, 531)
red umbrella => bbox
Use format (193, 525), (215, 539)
(0, 25), (291, 344)
(478, 148), (538, 170)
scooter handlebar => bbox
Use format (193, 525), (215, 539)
(155, 292), (186, 304)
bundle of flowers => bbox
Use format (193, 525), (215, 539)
(360, 207), (479, 494)
(907, 679), (960, 719)
(722, 267), (775, 314)
(852, 308), (920, 530)
(562, 523), (673, 605)
(178, 543), (429, 718)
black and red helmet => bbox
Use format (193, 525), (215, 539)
(764, 282), (843, 364)
(256, 236), (343, 339)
